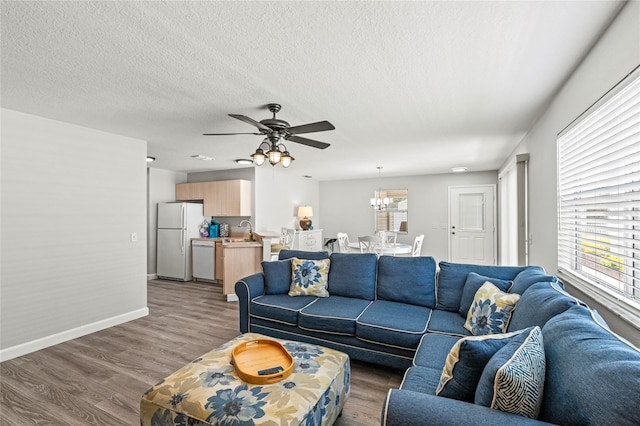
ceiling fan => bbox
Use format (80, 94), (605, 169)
(203, 103), (335, 150)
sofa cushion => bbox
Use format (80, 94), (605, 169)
(458, 272), (512, 317)
(437, 262), (526, 312)
(509, 266), (557, 295)
(507, 281), (577, 332)
(426, 310), (471, 337)
(539, 305), (640, 425)
(298, 296), (371, 335)
(262, 259), (292, 295)
(436, 329), (525, 403)
(400, 366), (442, 395)
(464, 282), (520, 335)
(250, 294), (317, 325)
(288, 258), (330, 297)
(278, 249), (329, 261)
(377, 256), (437, 308)
(475, 326), (545, 419)
(413, 333), (461, 369)
(327, 253), (377, 300)
(356, 300), (431, 350)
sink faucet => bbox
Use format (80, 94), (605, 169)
(239, 220), (253, 239)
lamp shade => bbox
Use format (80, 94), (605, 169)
(297, 206), (313, 217)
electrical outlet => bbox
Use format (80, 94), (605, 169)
(131, 232), (138, 242)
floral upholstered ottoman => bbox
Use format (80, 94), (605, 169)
(140, 333), (350, 425)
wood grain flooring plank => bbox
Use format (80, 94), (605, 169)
(0, 279), (403, 425)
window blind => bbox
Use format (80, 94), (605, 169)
(557, 66), (640, 310)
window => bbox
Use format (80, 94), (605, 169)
(557, 66), (640, 316)
(374, 189), (408, 233)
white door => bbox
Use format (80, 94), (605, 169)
(449, 185), (496, 265)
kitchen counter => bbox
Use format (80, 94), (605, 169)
(191, 237), (262, 248)
(191, 237), (261, 301)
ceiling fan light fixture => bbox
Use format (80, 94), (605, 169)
(267, 147), (282, 165)
(280, 151), (294, 168)
(205, 104), (334, 169)
(251, 148), (266, 166)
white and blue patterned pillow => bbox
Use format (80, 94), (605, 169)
(464, 282), (520, 335)
(475, 326), (546, 419)
(289, 258), (330, 297)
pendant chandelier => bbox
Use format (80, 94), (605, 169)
(250, 136), (294, 168)
(370, 166), (390, 210)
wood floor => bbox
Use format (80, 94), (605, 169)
(0, 280), (403, 425)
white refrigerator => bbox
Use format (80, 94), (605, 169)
(157, 202), (204, 281)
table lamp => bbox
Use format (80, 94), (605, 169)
(298, 206), (313, 231)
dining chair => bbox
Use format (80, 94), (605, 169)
(379, 230), (398, 256)
(270, 228), (295, 260)
(336, 232), (351, 253)
(281, 228), (295, 249)
(412, 234), (424, 257)
(358, 236), (379, 254)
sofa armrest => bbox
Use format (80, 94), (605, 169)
(382, 389), (552, 426)
(234, 273), (265, 333)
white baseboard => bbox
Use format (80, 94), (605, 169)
(226, 293), (239, 302)
(147, 273), (158, 280)
(0, 307), (149, 362)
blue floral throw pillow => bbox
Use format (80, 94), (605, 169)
(289, 258), (330, 297)
(464, 282), (520, 335)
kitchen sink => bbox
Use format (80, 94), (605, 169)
(224, 238), (256, 243)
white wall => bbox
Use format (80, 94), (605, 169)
(147, 168), (187, 276)
(0, 109), (149, 361)
(320, 171), (497, 262)
(501, 1), (640, 345)
(505, 1), (639, 273)
(254, 167), (320, 233)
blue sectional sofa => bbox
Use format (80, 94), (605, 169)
(235, 250), (640, 425)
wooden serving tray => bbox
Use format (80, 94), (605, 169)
(231, 338), (294, 384)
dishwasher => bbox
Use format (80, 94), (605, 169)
(192, 240), (216, 281)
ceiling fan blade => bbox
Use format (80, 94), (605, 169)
(285, 135), (331, 149)
(229, 114), (272, 132)
(202, 132), (262, 136)
(286, 120), (335, 135)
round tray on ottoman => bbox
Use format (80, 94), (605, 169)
(231, 338), (294, 384)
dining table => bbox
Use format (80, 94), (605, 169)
(347, 241), (412, 255)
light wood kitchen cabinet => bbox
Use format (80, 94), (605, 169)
(204, 180), (252, 217)
(215, 241), (262, 300)
(175, 180), (252, 217)
(175, 182), (207, 201)
(215, 241), (224, 281)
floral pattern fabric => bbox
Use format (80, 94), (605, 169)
(289, 258), (330, 297)
(464, 281), (520, 335)
(140, 333), (350, 426)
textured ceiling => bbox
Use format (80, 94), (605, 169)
(1, 1), (626, 180)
